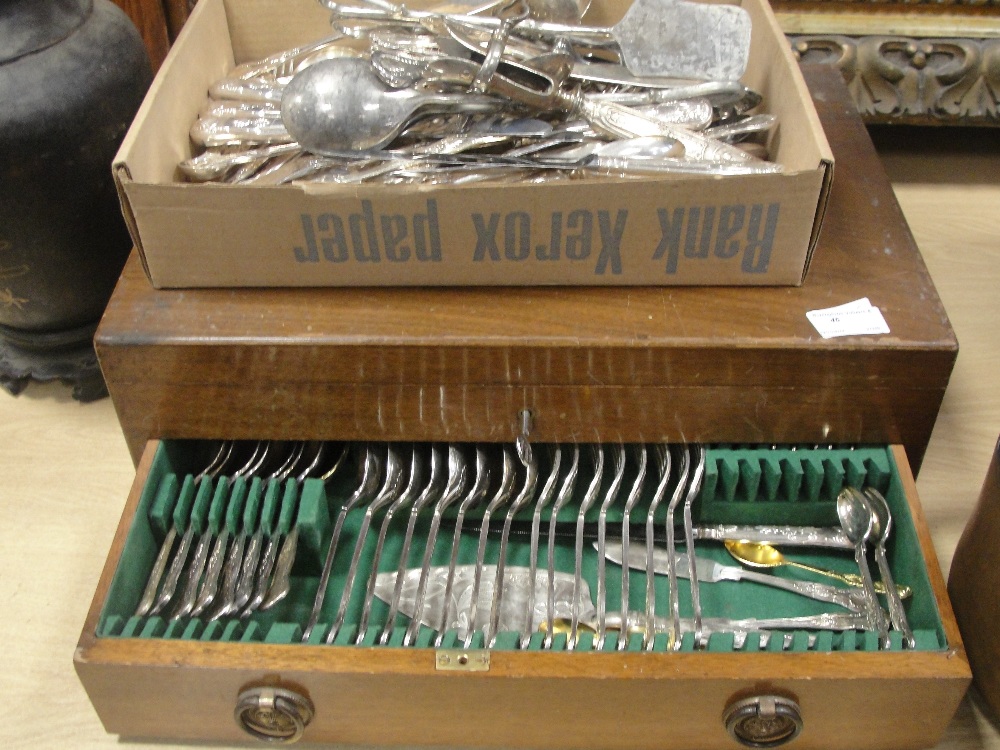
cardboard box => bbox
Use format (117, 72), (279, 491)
(114, 0), (834, 288)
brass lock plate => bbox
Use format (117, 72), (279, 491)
(435, 649), (491, 671)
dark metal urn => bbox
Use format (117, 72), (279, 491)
(0, 0), (152, 400)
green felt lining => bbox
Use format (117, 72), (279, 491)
(97, 441), (947, 653)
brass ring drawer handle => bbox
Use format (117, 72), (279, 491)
(235, 686), (315, 744)
(723, 695), (803, 748)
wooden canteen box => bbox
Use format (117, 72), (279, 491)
(78, 66), (968, 748)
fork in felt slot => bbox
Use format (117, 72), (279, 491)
(101, 441), (340, 641)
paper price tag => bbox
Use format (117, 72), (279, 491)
(806, 298), (890, 339)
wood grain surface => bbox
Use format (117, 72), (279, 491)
(110, 0), (171, 70)
(95, 69), (957, 472)
(3, 101), (999, 750)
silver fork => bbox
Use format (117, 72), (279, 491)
(433, 446), (490, 648)
(190, 442), (270, 618)
(135, 442), (232, 617)
(326, 445), (405, 643)
(260, 444), (349, 611)
(543, 444), (579, 649)
(355, 446), (424, 645)
(617, 445), (647, 651)
(642, 445), (672, 650)
(175, 442), (269, 619)
(379, 445), (447, 645)
(486, 445), (539, 647)
(463, 447), (516, 649)
(403, 446), (469, 646)
(568, 445), (603, 650)
(595, 445), (626, 649)
(231, 442), (308, 617)
(303, 445), (384, 642)
(663, 445), (691, 650)
(143, 442), (235, 617)
(518, 445), (561, 649)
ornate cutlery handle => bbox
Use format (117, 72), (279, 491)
(732, 568), (865, 612)
(788, 560), (912, 600)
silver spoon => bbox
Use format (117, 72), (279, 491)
(280, 57), (500, 153)
(229, 35), (358, 81)
(864, 487), (916, 649)
(837, 487), (891, 648)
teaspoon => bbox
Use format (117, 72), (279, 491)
(837, 488), (891, 648)
(724, 539), (912, 598)
(864, 487), (916, 648)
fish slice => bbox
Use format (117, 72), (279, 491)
(516, 0), (752, 81)
(324, 0), (751, 80)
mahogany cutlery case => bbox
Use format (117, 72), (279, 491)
(76, 66), (970, 749)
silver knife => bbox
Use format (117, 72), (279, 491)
(604, 540), (864, 613)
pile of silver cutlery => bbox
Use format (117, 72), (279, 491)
(180, 0), (781, 185)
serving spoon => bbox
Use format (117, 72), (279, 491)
(281, 57), (500, 153)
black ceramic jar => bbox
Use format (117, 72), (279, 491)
(0, 0), (152, 399)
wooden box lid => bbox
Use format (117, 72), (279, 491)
(96, 67), (955, 469)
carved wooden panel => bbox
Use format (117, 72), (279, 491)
(776, 0), (1000, 123)
(791, 35), (1000, 124)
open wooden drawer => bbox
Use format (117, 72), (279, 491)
(75, 439), (969, 749)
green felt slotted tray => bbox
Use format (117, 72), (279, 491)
(98, 441), (946, 653)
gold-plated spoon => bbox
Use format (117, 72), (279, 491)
(724, 540), (912, 599)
